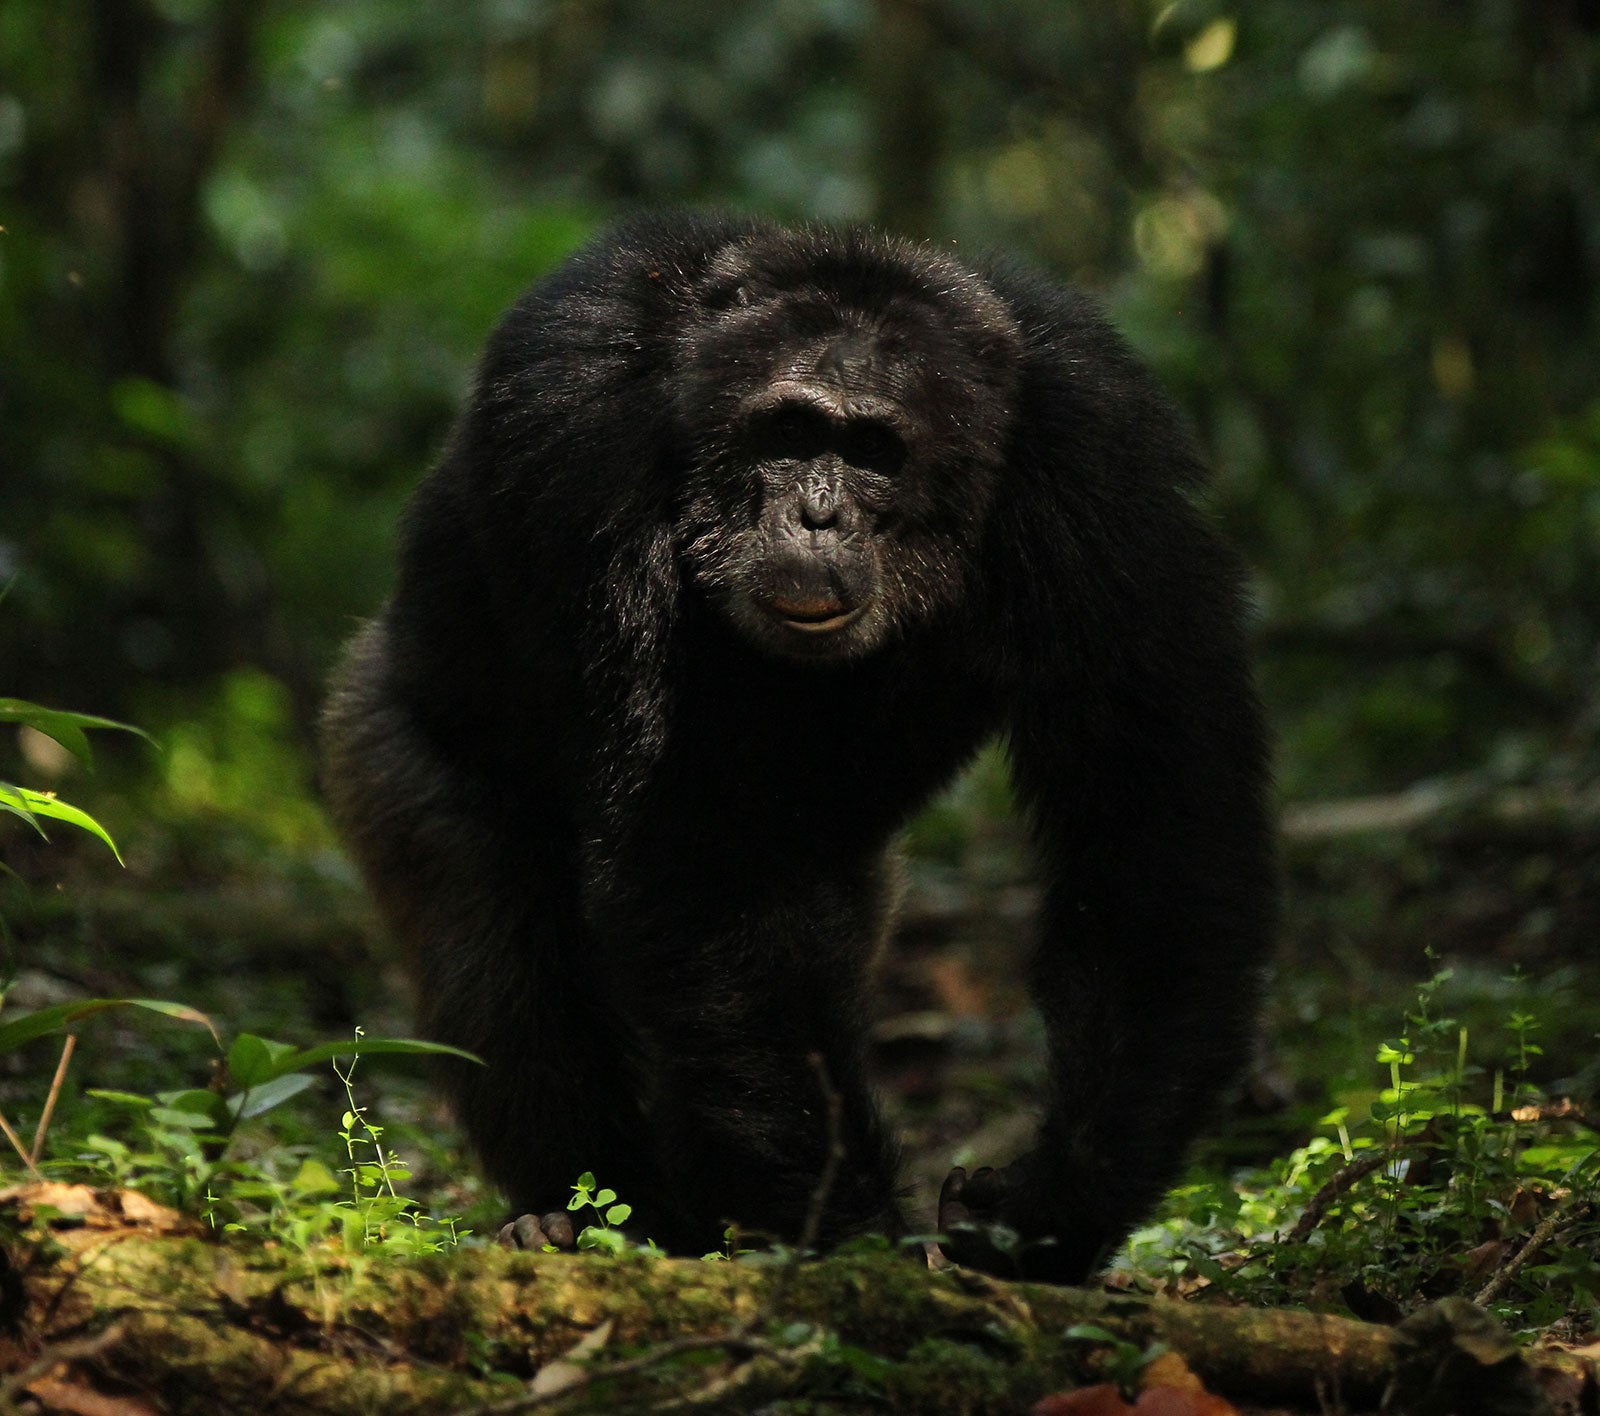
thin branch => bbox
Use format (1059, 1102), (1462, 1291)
(31, 1034), (77, 1166)
(447, 1332), (814, 1416)
(648, 1333), (823, 1411)
(0, 1321), (127, 1410)
(793, 1049), (844, 1260)
(0, 1107), (41, 1179)
(1286, 1149), (1398, 1244)
(1474, 1200), (1593, 1307)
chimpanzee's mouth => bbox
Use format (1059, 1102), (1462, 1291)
(769, 597), (863, 633)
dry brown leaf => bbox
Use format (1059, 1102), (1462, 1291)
(0, 1183), (198, 1239)
(112, 1190), (186, 1231)
(1033, 1382), (1137, 1416)
(1033, 1380), (1240, 1416)
(1138, 1352), (1204, 1395)
(25, 1376), (159, 1416)
(1136, 1387), (1240, 1416)
(1462, 1238), (1510, 1279)
(0, 1182), (98, 1221)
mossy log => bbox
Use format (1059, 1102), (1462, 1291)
(1, 1191), (1594, 1415)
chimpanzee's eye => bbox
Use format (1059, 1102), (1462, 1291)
(840, 419), (907, 474)
(754, 404), (830, 461)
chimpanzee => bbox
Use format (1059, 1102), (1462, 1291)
(322, 212), (1277, 1282)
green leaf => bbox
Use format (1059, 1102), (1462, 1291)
(150, 1106), (217, 1131)
(0, 997), (217, 1055)
(1065, 1324), (1133, 1348)
(0, 784), (123, 863)
(604, 1202), (631, 1226)
(271, 1036), (482, 1078)
(576, 1226), (627, 1254)
(595, 1188), (616, 1207)
(291, 1158), (341, 1196)
(230, 1071), (318, 1120)
(156, 1088), (230, 1127)
(0, 699), (152, 769)
(226, 1033), (275, 1088)
(0, 791), (46, 836)
(84, 1089), (155, 1109)
(226, 1033), (300, 1088)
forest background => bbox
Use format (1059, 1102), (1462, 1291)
(3, 0), (1600, 1361)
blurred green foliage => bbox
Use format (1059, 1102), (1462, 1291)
(1, 0), (1598, 813)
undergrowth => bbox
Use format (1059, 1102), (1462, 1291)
(1124, 962), (1600, 1335)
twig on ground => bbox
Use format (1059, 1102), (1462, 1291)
(1286, 1149), (1398, 1244)
(762, 1050), (844, 1318)
(0, 1321), (127, 1412)
(453, 1332), (820, 1416)
(1474, 1199), (1593, 1307)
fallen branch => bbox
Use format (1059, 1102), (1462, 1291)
(1475, 1199), (1594, 1308)
(0, 1320), (127, 1410)
(1285, 1147), (1399, 1244)
(2, 1190), (1595, 1415)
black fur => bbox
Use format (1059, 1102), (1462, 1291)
(322, 212), (1277, 1282)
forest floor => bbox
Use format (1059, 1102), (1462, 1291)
(3, 783), (1600, 1412)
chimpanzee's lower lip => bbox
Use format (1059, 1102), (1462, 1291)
(780, 608), (861, 633)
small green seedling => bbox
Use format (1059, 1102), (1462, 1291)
(567, 1171), (634, 1254)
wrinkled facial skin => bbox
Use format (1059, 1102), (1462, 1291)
(672, 240), (1021, 663)
(714, 334), (912, 661)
